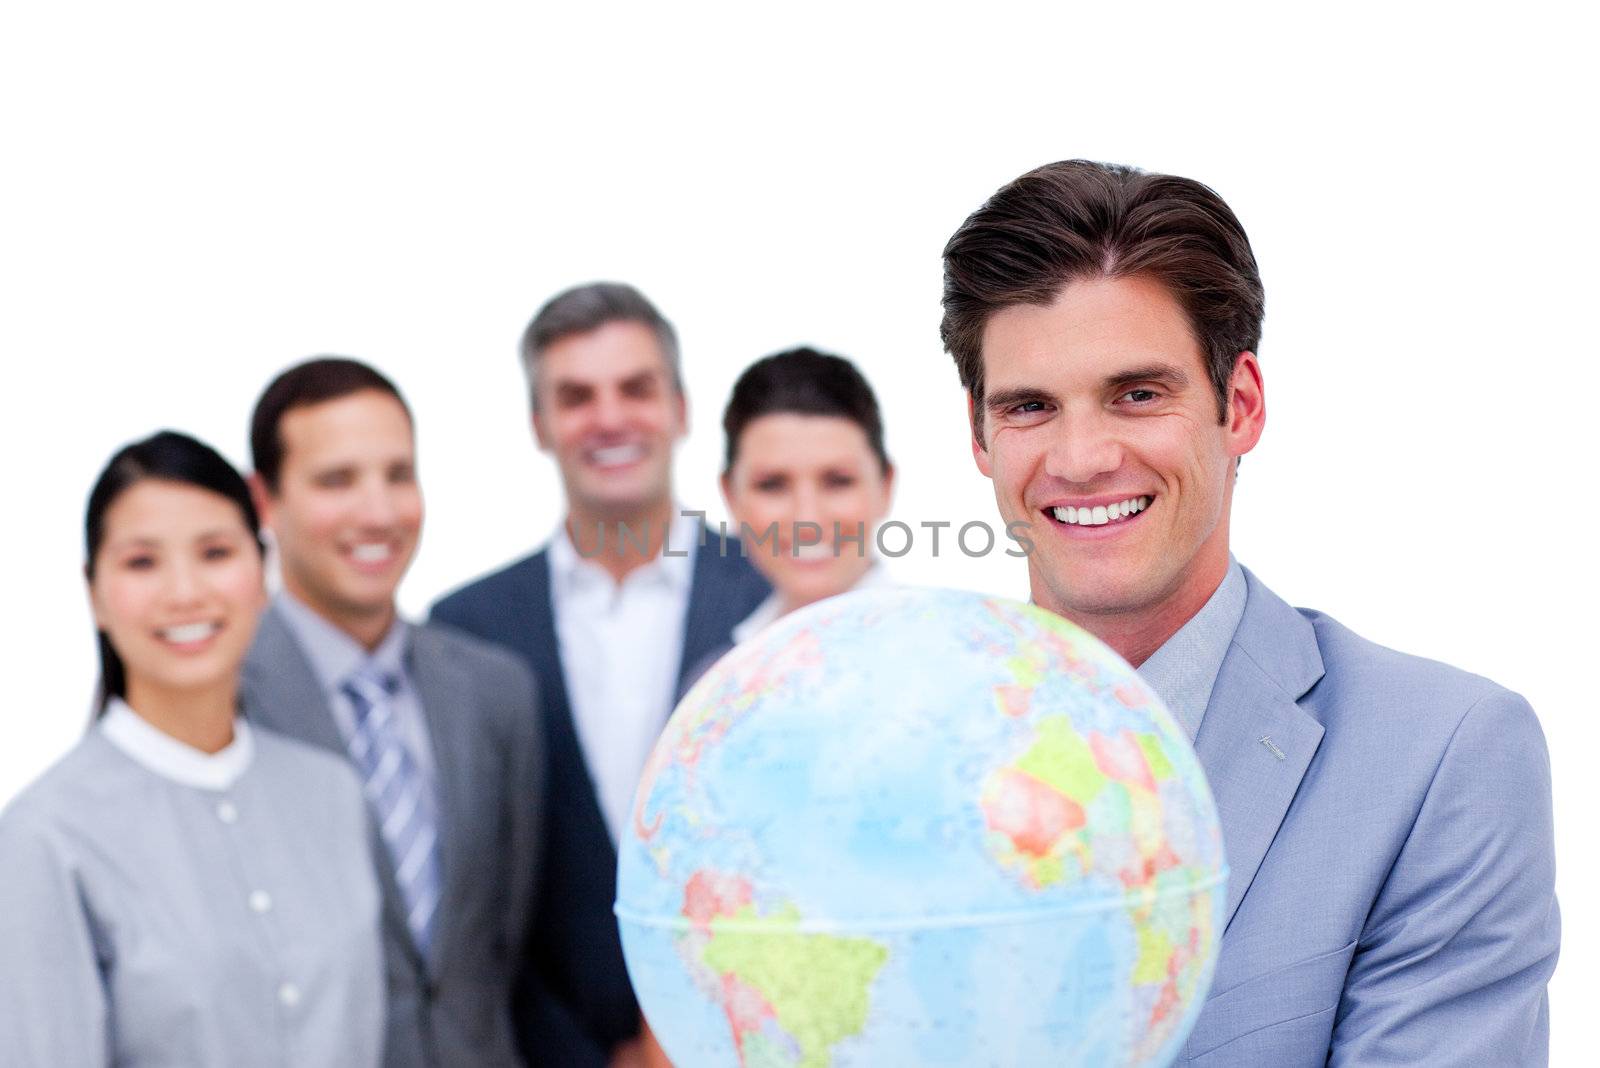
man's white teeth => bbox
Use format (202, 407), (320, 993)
(160, 622), (218, 643)
(592, 444), (645, 466)
(1051, 496), (1151, 526)
(793, 542), (832, 560)
(351, 543), (392, 563)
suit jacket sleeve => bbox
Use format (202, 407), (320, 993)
(1329, 688), (1559, 1066)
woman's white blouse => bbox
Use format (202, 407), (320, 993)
(0, 700), (384, 1066)
(731, 562), (895, 645)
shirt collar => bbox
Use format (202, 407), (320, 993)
(273, 591), (409, 696)
(548, 508), (699, 596)
(100, 697), (255, 791)
(731, 561), (892, 645)
(1136, 557), (1247, 742)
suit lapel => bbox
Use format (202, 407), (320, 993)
(523, 553), (573, 723)
(528, 552), (616, 867)
(1194, 569), (1325, 933)
(241, 605), (346, 755)
(406, 626), (474, 976)
(676, 524), (757, 694)
(675, 524), (717, 691)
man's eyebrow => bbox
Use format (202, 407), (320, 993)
(1104, 365), (1191, 391)
(985, 386), (1056, 412)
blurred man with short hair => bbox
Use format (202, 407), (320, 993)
(243, 357), (545, 1067)
(433, 284), (768, 1066)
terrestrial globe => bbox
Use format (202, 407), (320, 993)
(616, 587), (1226, 1067)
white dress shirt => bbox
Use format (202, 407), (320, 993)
(730, 561), (893, 645)
(548, 510), (698, 845)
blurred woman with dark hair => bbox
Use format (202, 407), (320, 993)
(0, 431), (383, 1065)
(719, 346), (896, 640)
(677, 346), (897, 713)
(642, 348), (898, 1065)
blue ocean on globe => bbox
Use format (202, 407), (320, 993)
(616, 587), (1227, 1067)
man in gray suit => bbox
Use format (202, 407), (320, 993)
(943, 161), (1559, 1064)
(241, 357), (544, 1067)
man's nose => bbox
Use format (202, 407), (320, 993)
(592, 390), (630, 433)
(356, 480), (403, 526)
(1043, 410), (1124, 485)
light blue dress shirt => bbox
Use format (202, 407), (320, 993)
(273, 592), (436, 782)
(1135, 558), (1247, 742)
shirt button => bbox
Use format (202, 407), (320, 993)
(248, 890), (273, 914)
(216, 801), (239, 824)
(277, 982), (301, 1008)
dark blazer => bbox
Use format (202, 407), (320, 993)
(430, 528), (770, 1067)
(242, 606), (545, 1068)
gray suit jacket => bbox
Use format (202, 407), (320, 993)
(1177, 569), (1558, 1065)
(242, 606), (544, 1068)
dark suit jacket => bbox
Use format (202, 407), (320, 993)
(242, 606), (545, 1068)
(430, 528), (770, 1067)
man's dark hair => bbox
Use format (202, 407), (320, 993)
(520, 281), (682, 408)
(249, 357), (411, 491)
(941, 160), (1263, 441)
(722, 346), (890, 473)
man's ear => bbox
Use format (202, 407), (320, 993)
(247, 472), (276, 531)
(531, 407), (550, 451)
(968, 393), (993, 478)
(1224, 352), (1266, 460)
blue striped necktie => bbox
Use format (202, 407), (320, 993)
(342, 667), (442, 959)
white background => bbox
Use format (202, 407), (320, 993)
(2, 1), (1593, 1057)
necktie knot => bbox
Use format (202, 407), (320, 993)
(342, 668), (400, 724)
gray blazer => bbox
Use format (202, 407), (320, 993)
(242, 605), (544, 1068)
(1177, 568), (1558, 1065)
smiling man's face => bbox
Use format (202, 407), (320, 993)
(260, 388), (422, 643)
(533, 320), (687, 523)
(972, 273), (1264, 647)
